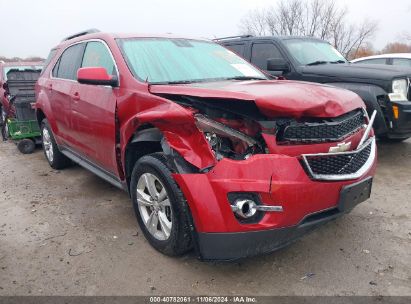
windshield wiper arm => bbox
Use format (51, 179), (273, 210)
(306, 60), (329, 66)
(151, 79), (205, 85)
(224, 76), (267, 80)
(330, 60), (346, 64)
(151, 76), (266, 85)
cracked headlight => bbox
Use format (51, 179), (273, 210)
(194, 114), (263, 160)
(389, 79), (409, 101)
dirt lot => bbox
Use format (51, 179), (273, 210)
(0, 139), (410, 296)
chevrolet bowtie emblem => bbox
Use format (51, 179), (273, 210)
(329, 142), (351, 153)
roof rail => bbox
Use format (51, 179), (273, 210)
(61, 29), (101, 42)
(213, 35), (253, 42)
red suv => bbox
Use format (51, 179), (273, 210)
(35, 30), (377, 261)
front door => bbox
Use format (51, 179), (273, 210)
(70, 41), (119, 175)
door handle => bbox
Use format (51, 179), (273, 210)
(72, 92), (80, 101)
(48, 84), (52, 91)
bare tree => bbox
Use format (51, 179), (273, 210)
(381, 42), (411, 54)
(399, 31), (411, 42)
(240, 8), (271, 36)
(239, 0), (378, 58)
(350, 42), (375, 59)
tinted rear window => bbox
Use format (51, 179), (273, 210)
(225, 44), (245, 57)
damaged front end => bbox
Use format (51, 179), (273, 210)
(194, 114), (264, 163)
(143, 85), (376, 261)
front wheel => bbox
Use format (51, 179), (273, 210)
(130, 153), (193, 256)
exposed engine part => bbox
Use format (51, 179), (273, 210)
(195, 114), (259, 147)
(195, 114), (264, 160)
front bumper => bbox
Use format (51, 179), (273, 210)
(173, 136), (376, 260)
(386, 100), (411, 139)
(197, 177), (372, 261)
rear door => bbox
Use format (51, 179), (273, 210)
(69, 40), (119, 175)
(50, 43), (85, 145)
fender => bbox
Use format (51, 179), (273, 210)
(118, 90), (216, 174)
(326, 82), (389, 136)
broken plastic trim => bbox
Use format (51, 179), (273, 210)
(194, 114), (260, 148)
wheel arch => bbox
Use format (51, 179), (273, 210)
(124, 124), (163, 189)
(36, 108), (46, 127)
(124, 124), (201, 192)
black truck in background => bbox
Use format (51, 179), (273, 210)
(218, 36), (411, 141)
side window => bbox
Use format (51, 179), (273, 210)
(57, 43), (85, 80)
(52, 58), (60, 77)
(226, 44), (245, 57)
(355, 58), (387, 65)
(392, 58), (411, 67)
(251, 43), (284, 70)
(41, 49), (57, 76)
(81, 41), (116, 75)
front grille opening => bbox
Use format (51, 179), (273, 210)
(303, 140), (372, 176)
(278, 109), (365, 143)
(300, 208), (340, 226)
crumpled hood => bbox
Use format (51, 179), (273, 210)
(149, 80), (364, 119)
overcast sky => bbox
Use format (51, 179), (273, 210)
(0, 0), (410, 58)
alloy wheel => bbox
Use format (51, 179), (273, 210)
(136, 173), (173, 241)
(42, 127), (54, 163)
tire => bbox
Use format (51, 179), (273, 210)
(41, 119), (71, 169)
(1, 108), (9, 141)
(130, 153), (193, 256)
(17, 139), (36, 154)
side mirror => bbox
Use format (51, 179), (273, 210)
(77, 67), (118, 87)
(267, 58), (290, 73)
(2, 82), (8, 90)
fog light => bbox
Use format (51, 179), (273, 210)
(231, 199), (257, 219)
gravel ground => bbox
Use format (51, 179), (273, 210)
(0, 139), (410, 296)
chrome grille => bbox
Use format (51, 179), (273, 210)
(301, 138), (376, 181)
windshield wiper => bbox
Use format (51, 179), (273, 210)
(151, 79), (206, 85)
(330, 60), (346, 64)
(306, 60), (329, 66)
(151, 76), (266, 85)
(223, 76), (267, 81)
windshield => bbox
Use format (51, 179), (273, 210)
(4, 65), (43, 80)
(117, 38), (267, 84)
(283, 39), (347, 66)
